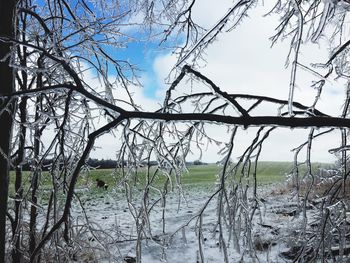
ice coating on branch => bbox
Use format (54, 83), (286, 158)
(176, 0), (251, 67)
(311, 1), (333, 43)
(312, 0), (350, 42)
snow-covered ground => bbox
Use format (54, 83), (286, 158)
(68, 184), (342, 263)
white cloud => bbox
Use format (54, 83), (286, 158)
(145, 3), (344, 163)
(87, 2), (346, 164)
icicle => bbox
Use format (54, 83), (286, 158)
(312, 1), (333, 43)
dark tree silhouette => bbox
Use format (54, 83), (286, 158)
(0, 1), (17, 262)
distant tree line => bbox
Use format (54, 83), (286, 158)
(16, 159), (209, 171)
(16, 158), (119, 171)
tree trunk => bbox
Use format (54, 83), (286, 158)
(0, 1), (17, 262)
(29, 96), (42, 260)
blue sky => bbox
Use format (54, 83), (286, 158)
(119, 41), (165, 98)
(32, 0), (166, 99)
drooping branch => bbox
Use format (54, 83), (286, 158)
(30, 115), (125, 262)
(175, 0), (252, 67)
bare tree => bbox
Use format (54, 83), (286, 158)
(0, 0), (350, 262)
(0, 1), (18, 263)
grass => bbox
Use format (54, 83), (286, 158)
(181, 165), (220, 185)
(86, 162), (331, 188)
(9, 162), (334, 196)
(182, 162), (306, 186)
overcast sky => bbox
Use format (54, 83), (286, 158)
(90, 1), (345, 164)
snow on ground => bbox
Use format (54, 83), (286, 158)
(69, 184), (330, 263)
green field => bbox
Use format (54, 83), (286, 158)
(172, 163), (290, 186)
(180, 162), (330, 185)
(75, 162), (293, 190)
(9, 162), (333, 196)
